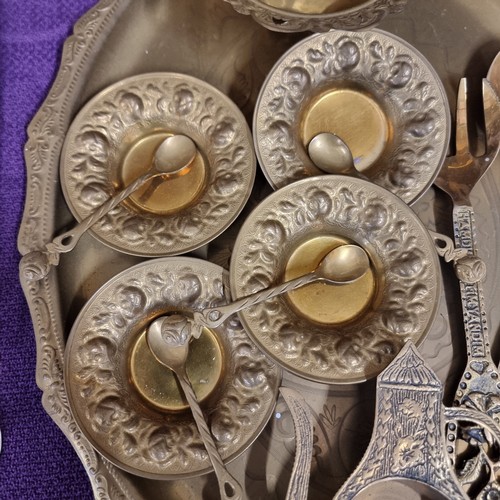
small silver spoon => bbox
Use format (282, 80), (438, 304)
(193, 243), (370, 335)
(21, 134), (196, 281)
(308, 132), (362, 177)
(146, 315), (243, 500)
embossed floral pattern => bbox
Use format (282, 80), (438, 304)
(61, 73), (255, 257)
(254, 30), (449, 205)
(66, 258), (280, 477)
(230, 177), (440, 383)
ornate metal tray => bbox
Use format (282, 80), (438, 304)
(18, 0), (500, 498)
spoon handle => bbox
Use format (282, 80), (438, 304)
(47, 170), (153, 256)
(176, 372), (243, 500)
(194, 271), (318, 328)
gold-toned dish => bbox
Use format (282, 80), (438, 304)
(224, 0), (407, 33)
(64, 256), (280, 479)
(253, 29), (451, 205)
(60, 72), (255, 257)
(230, 175), (441, 384)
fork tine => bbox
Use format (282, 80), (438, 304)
(455, 78), (470, 156)
(482, 78), (500, 159)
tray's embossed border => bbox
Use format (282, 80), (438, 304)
(18, 0), (138, 497)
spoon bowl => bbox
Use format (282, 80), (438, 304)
(307, 132), (360, 176)
(146, 314), (243, 499)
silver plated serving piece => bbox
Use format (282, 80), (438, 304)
(335, 341), (500, 499)
(253, 29), (450, 205)
(435, 73), (500, 497)
(224, 0), (407, 33)
(59, 72), (255, 258)
(64, 257), (280, 479)
(280, 387), (314, 500)
(230, 175), (441, 384)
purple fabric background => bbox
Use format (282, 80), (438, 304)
(0, 1), (99, 498)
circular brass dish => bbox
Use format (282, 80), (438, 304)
(130, 327), (223, 412)
(60, 73), (255, 257)
(225, 0), (407, 32)
(253, 29), (450, 205)
(284, 235), (376, 324)
(230, 176), (441, 384)
(64, 257), (280, 479)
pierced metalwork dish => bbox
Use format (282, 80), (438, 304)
(253, 29), (450, 205)
(224, 0), (407, 33)
(60, 72), (255, 257)
(230, 175), (441, 384)
(64, 257), (280, 479)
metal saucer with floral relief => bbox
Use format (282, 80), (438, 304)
(253, 29), (450, 205)
(64, 257), (280, 479)
(230, 175), (441, 384)
(60, 73), (255, 257)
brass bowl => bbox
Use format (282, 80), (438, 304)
(60, 72), (256, 257)
(224, 0), (407, 32)
(64, 257), (280, 479)
(230, 175), (441, 384)
(253, 29), (451, 206)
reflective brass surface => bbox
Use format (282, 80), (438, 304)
(60, 73), (256, 258)
(130, 327), (223, 412)
(64, 257), (280, 479)
(121, 132), (206, 215)
(284, 236), (376, 325)
(260, 0), (367, 14)
(254, 29), (450, 205)
(301, 88), (391, 174)
(230, 175), (440, 384)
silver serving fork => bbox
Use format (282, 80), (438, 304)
(435, 77), (500, 417)
(435, 75), (500, 496)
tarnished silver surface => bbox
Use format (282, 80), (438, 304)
(60, 73), (255, 257)
(253, 29), (451, 206)
(224, 0), (407, 33)
(335, 341), (467, 499)
(230, 176), (441, 384)
(435, 74), (500, 497)
(279, 388), (313, 500)
(64, 257), (280, 479)
(17, 0), (500, 498)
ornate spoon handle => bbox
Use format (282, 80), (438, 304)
(194, 272), (318, 328)
(452, 204), (500, 419)
(19, 171), (152, 282)
(176, 370), (243, 500)
(48, 171), (152, 255)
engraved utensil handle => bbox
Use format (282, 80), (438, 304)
(177, 372), (243, 500)
(19, 171), (152, 282)
(48, 171), (152, 255)
(452, 204), (498, 410)
(194, 272), (318, 328)
(453, 205), (490, 358)
(280, 388), (313, 500)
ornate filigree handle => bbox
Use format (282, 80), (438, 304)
(193, 272), (318, 328)
(451, 205), (500, 417)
